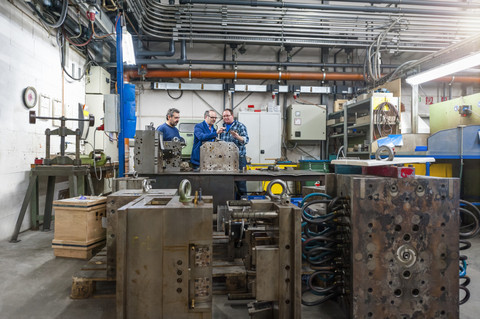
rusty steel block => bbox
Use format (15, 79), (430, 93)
(336, 175), (460, 319)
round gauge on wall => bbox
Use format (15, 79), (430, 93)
(23, 86), (38, 109)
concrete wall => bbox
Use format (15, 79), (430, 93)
(0, 2), (86, 241)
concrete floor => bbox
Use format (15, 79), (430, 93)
(1, 230), (479, 319)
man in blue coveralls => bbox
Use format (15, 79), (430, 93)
(190, 110), (225, 170)
(219, 109), (249, 198)
(156, 108), (182, 141)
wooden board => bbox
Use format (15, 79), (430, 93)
(53, 196), (107, 207)
(331, 157), (435, 167)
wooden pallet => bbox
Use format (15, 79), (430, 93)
(70, 247), (116, 299)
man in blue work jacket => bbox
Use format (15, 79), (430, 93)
(191, 110), (225, 169)
(219, 109), (249, 197)
(156, 108), (183, 141)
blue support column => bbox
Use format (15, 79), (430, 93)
(116, 18), (125, 177)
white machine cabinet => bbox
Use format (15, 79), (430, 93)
(239, 112), (281, 164)
(85, 94), (118, 161)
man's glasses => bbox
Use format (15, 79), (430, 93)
(209, 116), (217, 119)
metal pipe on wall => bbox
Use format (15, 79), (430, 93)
(178, 0), (473, 16)
(125, 69), (480, 83)
(130, 58), (399, 69)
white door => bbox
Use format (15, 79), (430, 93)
(259, 113), (281, 163)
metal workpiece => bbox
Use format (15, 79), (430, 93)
(112, 177), (150, 192)
(220, 199), (301, 318)
(116, 194), (213, 319)
(134, 130), (184, 174)
(336, 175), (460, 319)
(134, 130), (161, 174)
(231, 211), (278, 219)
(200, 141), (239, 172)
(254, 201), (302, 319)
(161, 139), (184, 172)
(106, 188), (177, 278)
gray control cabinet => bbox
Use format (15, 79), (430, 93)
(286, 104), (326, 141)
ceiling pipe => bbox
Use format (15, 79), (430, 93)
(136, 39), (176, 57)
(124, 69), (480, 84)
(178, 0), (472, 16)
(132, 59), (399, 69)
(330, 0), (480, 8)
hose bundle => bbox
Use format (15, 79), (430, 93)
(300, 193), (348, 306)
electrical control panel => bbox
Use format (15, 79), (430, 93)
(286, 104), (326, 141)
(86, 66), (111, 95)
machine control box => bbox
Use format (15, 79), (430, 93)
(286, 104), (326, 141)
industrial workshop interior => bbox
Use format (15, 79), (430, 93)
(2, 0), (480, 318)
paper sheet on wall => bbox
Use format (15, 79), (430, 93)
(52, 100), (62, 127)
(39, 95), (50, 117)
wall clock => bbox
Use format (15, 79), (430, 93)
(23, 86), (38, 109)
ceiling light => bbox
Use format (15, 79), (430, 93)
(406, 51), (480, 85)
(122, 26), (136, 65)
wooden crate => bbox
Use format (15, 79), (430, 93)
(52, 196), (107, 259)
(333, 99), (348, 112)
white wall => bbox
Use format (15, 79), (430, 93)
(0, 2), (86, 241)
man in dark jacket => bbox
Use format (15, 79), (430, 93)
(190, 110), (225, 169)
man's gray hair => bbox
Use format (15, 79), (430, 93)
(166, 108), (180, 120)
(204, 110), (212, 118)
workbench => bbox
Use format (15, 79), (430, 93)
(147, 170), (335, 211)
(10, 164), (117, 242)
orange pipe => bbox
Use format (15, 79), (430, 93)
(125, 69), (365, 81)
(124, 69), (480, 83)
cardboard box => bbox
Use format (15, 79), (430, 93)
(356, 115), (370, 125)
(333, 99), (348, 113)
(327, 119), (336, 126)
(52, 196), (107, 259)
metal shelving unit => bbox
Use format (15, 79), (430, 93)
(328, 96), (400, 158)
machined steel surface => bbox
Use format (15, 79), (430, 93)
(336, 175), (460, 318)
(161, 140), (183, 172)
(134, 130), (161, 174)
(106, 188), (177, 278)
(222, 199), (301, 318)
(117, 194), (213, 319)
(200, 141), (239, 172)
(149, 172), (331, 213)
(112, 177), (148, 192)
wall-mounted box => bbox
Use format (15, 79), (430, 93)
(286, 104), (326, 141)
(333, 99), (348, 112)
(86, 66), (111, 95)
(104, 94), (119, 132)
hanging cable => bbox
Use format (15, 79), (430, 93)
(27, 0), (68, 29)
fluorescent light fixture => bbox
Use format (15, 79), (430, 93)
(122, 26), (136, 65)
(406, 51), (480, 85)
